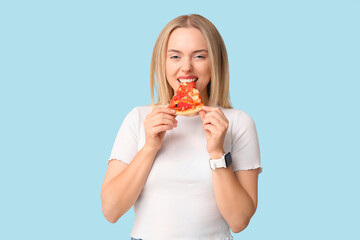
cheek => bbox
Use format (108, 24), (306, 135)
(201, 63), (211, 81)
(166, 61), (177, 74)
(165, 61), (170, 78)
(200, 60), (211, 75)
(200, 64), (211, 89)
(165, 68), (178, 91)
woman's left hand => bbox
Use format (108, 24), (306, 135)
(199, 106), (229, 158)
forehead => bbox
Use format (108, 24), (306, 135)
(167, 27), (208, 51)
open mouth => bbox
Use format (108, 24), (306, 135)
(177, 78), (198, 83)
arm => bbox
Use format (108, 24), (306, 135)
(199, 106), (260, 233)
(101, 146), (158, 223)
(100, 107), (177, 223)
(210, 163), (259, 233)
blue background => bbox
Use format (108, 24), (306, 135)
(1, 0), (359, 239)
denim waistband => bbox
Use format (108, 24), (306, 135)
(131, 238), (232, 240)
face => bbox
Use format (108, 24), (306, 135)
(165, 27), (211, 103)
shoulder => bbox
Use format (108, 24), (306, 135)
(132, 105), (152, 114)
(135, 105), (152, 118)
(124, 105), (152, 121)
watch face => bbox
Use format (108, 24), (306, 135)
(225, 152), (232, 167)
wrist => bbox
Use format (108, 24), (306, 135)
(142, 144), (160, 155)
(209, 152), (232, 170)
(209, 150), (225, 159)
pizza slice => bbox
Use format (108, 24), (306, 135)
(168, 80), (204, 115)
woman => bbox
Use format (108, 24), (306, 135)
(101, 14), (262, 240)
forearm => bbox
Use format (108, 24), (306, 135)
(101, 146), (157, 223)
(211, 166), (255, 232)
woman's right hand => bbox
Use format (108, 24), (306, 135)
(144, 107), (177, 152)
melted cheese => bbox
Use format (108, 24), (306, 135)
(188, 88), (200, 101)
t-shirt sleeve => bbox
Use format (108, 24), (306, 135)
(231, 111), (262, 173)
(107, 108), (139, 165)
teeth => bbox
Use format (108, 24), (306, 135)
(178, 78), (197, 83)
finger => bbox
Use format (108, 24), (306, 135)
(147, 107), (177, 120)
(151, 124), (174, 135)
(201, 105), (218, 112)
(148, 117), (177, 128)
(202, 106), (227, 121)
(157, 107), (177, 115)
(151, 106), (177, 116)
(202, 114), (223, 128)
(152, 113), (177, 125)
(199, 110), (206, 121)
(204, 113), (229, 132)
(203, 123), (216, 133)
(203, 111), (225, 125)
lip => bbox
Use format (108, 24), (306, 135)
(178, 75), (198, 80)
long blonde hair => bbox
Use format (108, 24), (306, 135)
(150, 14), (232, 108)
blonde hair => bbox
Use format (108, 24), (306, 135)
(150, 14), (232, 108)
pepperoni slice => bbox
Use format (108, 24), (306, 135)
(168, 81), (203, 114)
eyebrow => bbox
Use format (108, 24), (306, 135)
(167, 49), (208, 54)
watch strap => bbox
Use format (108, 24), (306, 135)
(209, 152), (232, 170)
(209, 158), (226, 169)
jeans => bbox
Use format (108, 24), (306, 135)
(131, 237), (232, 240)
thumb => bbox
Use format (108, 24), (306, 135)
(199, 110), (206, 121)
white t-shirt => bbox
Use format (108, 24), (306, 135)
(108, 106), (262, 240)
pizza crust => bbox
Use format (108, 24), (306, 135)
(175, 104), (204, 115)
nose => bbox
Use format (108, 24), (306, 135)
(181, 58), (192, 73)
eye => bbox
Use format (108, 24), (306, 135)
(170, 55), (180, 59)
(194, 55), (205, 59)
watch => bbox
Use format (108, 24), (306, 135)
(209, 152), (232, 170)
